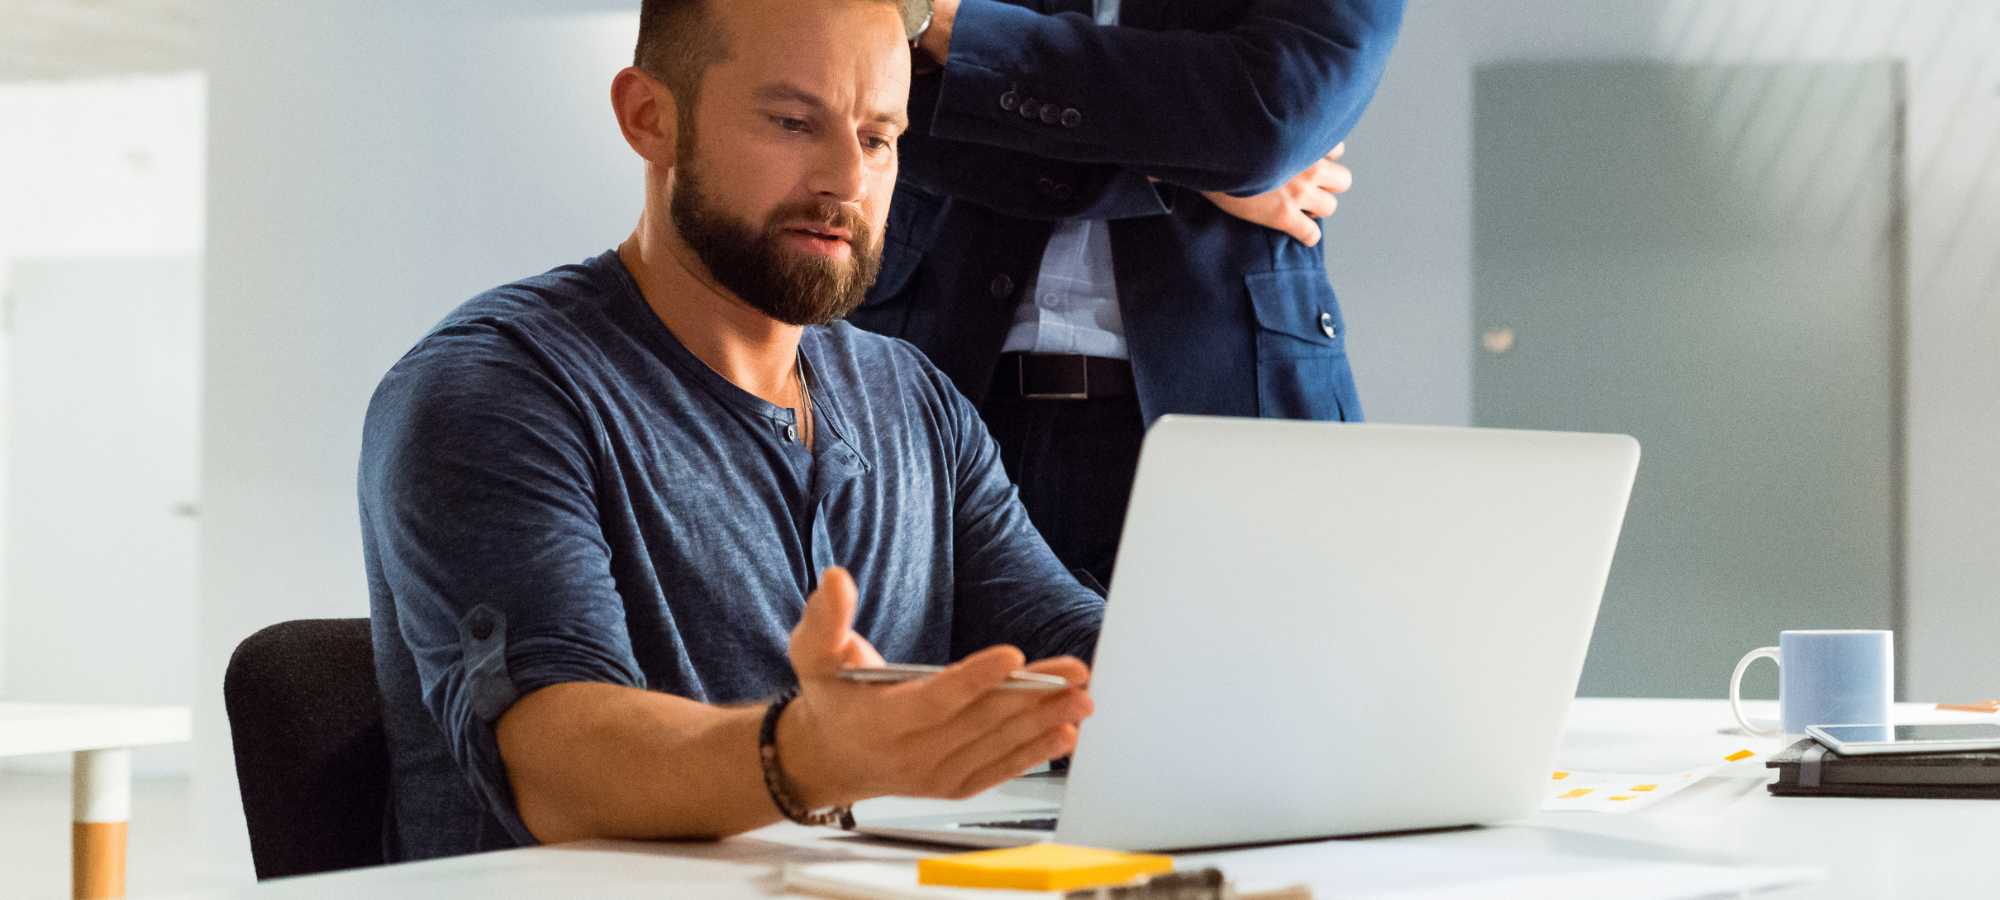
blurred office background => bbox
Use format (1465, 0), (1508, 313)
(0, 0), (1993, 893)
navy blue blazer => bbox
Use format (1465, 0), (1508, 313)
(849, 0), (1404, 425)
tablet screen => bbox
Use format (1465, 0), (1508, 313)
(1814, 723), (2000, 744)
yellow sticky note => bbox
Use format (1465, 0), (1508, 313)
(918, 844), (1175, 892)
(1557, 788), (1595, 800)
(1724, 749), (1755, 762)
(1551, 771), (1570, 780)
(1630, 784), (1658, 792)
(1609, 795), (1636, 801)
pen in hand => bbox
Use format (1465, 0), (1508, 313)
(837, 663), (1072, 693)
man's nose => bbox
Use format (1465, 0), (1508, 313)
(808, 134), (868, 204)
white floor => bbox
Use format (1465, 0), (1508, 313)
(0, 771), (229, 898)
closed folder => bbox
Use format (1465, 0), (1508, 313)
(1766, 738), (2000, 799)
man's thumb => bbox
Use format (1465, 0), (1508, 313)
(791, 566), (859, 675)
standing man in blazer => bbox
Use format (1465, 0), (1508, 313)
(849, 0), (1405, 587)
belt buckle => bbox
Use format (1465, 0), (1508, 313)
(1019, 354), (1089, 401)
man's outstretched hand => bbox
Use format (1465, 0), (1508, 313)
(777, 567), (1093, 808)
(1202, 142), (1353, 247)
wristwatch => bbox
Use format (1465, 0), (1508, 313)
(904, 0), (935, 48)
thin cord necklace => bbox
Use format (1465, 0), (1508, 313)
(794, 350), (813, 449)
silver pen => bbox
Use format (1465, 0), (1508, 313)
(837, 663), (1072, 693)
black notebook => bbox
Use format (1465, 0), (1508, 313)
(1766, 738), (2000, 799)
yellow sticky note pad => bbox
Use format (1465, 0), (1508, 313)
(1609, 795), (1635, 801)
(1557, 788), (1595, 800)
(1630, 784), (1658, 792)
(918, 844), (1175, 892)
(1551, 771), (1570, 780)
(1724, 749), (1755, 762)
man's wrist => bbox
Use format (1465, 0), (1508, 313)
(771, 691), (857, 810)
(918, 0), (959, 66)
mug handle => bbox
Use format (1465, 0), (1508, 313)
(1730, 646), (1784, 736)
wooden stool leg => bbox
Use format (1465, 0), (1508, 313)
(72, 748), (131, 899)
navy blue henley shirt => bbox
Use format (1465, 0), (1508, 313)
(358, 250), (1104, 861)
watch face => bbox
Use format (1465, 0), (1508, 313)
(902, 0), (935, 40)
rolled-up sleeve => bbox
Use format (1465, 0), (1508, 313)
(360, 325), (643, 844)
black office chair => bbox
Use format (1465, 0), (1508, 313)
(224, 618), (389, 880)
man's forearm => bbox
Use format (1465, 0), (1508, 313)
(898, 74), (1170, 221)
(496, 682), (850, 843)
(918, 0), (1403, 196)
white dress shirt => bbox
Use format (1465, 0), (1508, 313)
(998, 0), (1129, 361)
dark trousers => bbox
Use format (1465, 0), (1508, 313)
(978, 394), (1147, 592)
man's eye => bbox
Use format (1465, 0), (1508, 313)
(775, 117), (810, 133)
(863, 135), (895, 152)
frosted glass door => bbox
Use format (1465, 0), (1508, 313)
(1473, 63), (1901, 699)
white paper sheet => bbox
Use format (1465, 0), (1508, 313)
(1542, 747), (1762, 813)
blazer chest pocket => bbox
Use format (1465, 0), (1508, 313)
(1246, 270), (1363, 422)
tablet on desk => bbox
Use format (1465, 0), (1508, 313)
(1806, 723), (2000, 756)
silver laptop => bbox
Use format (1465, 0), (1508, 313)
(856, 417), (1640, 851)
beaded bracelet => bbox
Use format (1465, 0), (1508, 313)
(758, 687), (856, 829)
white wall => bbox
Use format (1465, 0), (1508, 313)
(1, 271), (8, 688)
(0, 73), (205, 767)
(6, 258), (201, 777)
(198, 1), (642, 876)
(1328, 0), (2000, 699)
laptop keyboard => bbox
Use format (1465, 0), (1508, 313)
(965, 817), (1059, 831)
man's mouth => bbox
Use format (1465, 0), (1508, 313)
(784, 224), (852, 243)
(780, 222), (857, 261)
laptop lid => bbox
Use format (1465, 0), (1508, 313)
(1056, 418), (1639, 850)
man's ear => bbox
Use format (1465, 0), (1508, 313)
(611, 67), (680, 169)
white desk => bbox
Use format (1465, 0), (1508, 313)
(0, 703), (192, 899)
(151, 699), (2000, 899)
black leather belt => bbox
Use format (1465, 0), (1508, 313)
(991, 353), (1137, 401)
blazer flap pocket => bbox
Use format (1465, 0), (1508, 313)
(1246, 270), (1344, 347)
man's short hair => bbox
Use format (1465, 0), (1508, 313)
(634, 0), (904, 122)
(634, 0), (727, 117)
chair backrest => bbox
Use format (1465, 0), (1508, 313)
(224, 618), (388, 880)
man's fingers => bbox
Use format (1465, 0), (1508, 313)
(1300, 191), (1338, 220)
(950, 724), (1082, 800)
(901, 644), (1026, 722)
(1285, 211), (1323, 247)
(1315, 160), (1353, 194)
(1022, 656), (1091, 689)
(789, 567), (861, 678)
(1327, 141), (1346, 161)
(933, 684), (1091, 776)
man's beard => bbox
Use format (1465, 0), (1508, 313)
(670, 155), (882, 327)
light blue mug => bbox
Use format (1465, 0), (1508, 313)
(1729, 629), (1894, 737)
